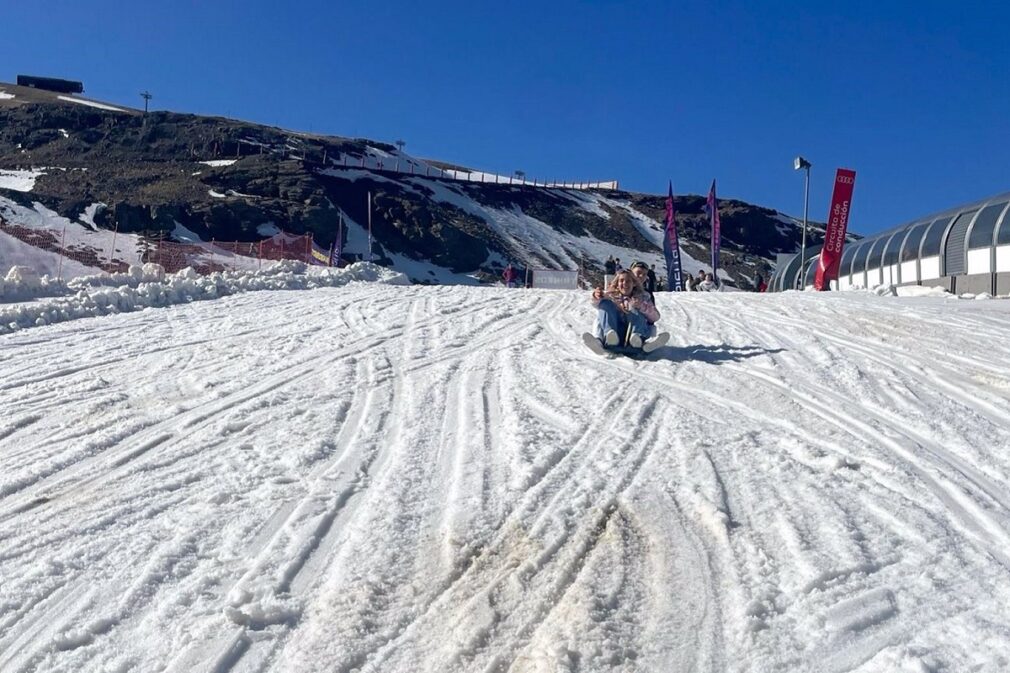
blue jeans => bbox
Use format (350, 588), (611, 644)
(594, 299), (652, 346)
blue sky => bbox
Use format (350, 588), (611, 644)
(3, 0), (1009, 235)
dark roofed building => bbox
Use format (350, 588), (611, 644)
(16, 75), (84, 94)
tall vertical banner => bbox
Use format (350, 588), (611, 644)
(367, 192), (373, 262)
(706, 180), (721, 285)
(814, 168), (857, 290)
(330, 211), (344, 266)
(664, 181), (684, 291)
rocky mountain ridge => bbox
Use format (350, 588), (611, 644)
(0, 81), (827, 286)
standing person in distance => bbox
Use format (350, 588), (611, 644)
(503, 262), (518, 288)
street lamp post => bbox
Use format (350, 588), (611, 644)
(794, 156), (811, 289)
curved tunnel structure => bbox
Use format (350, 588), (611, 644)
(770, 190), (1010, 294)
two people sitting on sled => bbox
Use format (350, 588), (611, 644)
(590, 268), (660, 350)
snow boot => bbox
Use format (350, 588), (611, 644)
(582, 332), (607, 355)
(643, 332), (670, 353)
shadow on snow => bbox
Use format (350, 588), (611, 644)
(648, 344), (784, 364)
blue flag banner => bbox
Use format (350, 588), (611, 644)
(664, 181), (684, 291)
(309, 240), (331, 265)
(330, 212), (344, 266)
(706, 179), (721, 285)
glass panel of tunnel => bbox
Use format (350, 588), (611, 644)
(967, 202), (1007, 249)
(804, 258), (818, 286)
(882, 230), (906, 266)
(920, 216), (953, 257)
(851, 242), (871, 279)
(998, 208), (1010, 245)
(866, 236), (887, 271)
(838, 244), (857, 277)
(900, 222), (928, 262)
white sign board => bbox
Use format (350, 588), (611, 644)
(530, 269), (579, 290)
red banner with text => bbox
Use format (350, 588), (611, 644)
(814, 168), (856, 290)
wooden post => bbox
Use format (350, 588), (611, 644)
(57, 221), (68, 281)
(109, 220), (119, 272)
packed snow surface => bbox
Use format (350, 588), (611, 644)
(2, 285), (1010, 672)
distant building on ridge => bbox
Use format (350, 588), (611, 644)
(16, 75), (84, 94)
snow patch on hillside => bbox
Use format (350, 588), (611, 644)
(78, 202), (106, 230)
(0, 231), (100, 283)
(1, 196), (146, 269)
(56, 95), (126, 112)
(337, 212), (480, 285)
(0, 169), (45, 192)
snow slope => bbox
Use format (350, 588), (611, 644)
(1, 285), (1010, 672)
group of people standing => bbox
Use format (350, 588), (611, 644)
(683, 270), (718, 292)
(605, 256), (659, 292)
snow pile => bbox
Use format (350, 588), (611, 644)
(871, 284), (899, 296)
(67, 263), (168, 290)
(0, 261), (407, 333)
(0, 266), (67, 302)
(0, 89), (14, 100)
(885, 285), (994, 301)
(894, 285), (951, 298)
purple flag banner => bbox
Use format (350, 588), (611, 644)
(706, 179), (721, 285)
(664, 181), (684, 291)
